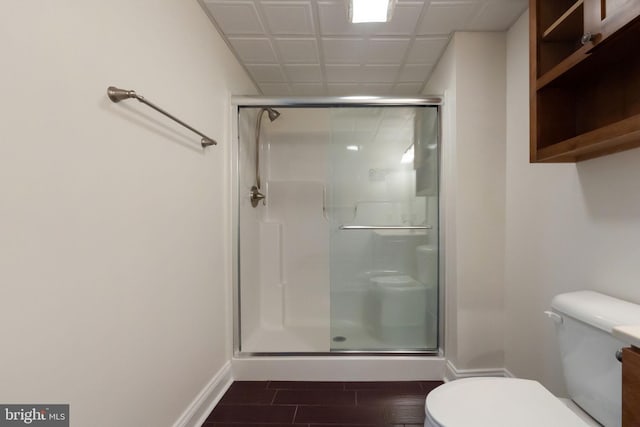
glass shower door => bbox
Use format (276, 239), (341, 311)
(327, 106), (439, 352)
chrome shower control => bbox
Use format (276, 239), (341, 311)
(250, 185), (266, 207)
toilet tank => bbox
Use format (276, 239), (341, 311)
(550, 291), (640, 427)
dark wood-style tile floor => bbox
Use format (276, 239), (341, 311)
(202, 381), (443, 427)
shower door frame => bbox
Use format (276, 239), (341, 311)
(231, 96), (444, 357)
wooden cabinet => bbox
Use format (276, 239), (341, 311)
(623, 347), (640, 427)
(585, 0), (640, 44)
(530, 0), (640, 162)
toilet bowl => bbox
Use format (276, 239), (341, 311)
(424, 377), (598, 427)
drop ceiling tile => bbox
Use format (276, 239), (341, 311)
(228, 37), (278, 63)
(327, 83), (361, 95)
(325, 65), (362, 83)
(469, 0), (528, 31)
(362, 65), (400, 83)
(360, 84), (393, 95)
(406, 37), (449, 64)
(292, 83), (325, 95)
(323, 38), (365, 64)
(246, 64), (287, 82)
(318, 1), (373, 36)
(374, 2), (425, 36)
(398, 64), (434, 82)
(365, 39), (411, 64)
(275, 38), (319, 63)
(418, 1), (480, 35)
(259, 83), (292, 95)
(284, 64), (323, 82)
(394, 82), (425, 95)
(204, 1), (264, 35)
(261, 1), (315, 35)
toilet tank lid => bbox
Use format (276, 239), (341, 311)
(551, 291), (640, 333)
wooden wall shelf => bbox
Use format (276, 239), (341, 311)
(536, 44), (590, 89)
(536, 114), (640, 162)
(542, 0), (583, 42)
(530, 0), (640, 163)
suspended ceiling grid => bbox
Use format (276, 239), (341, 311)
(201, 0), (527, 96)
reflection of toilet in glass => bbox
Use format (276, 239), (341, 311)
(370, 275), (427, 345)
(368, 233), (438, 346)
(416, 245), (437, 286)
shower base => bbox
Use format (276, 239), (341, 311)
(232, 354), (445, 381)
(241, 325), (329, 353)
(330, 319), (437, 352)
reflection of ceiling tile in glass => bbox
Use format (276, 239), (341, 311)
(355, 117), (381, 132)
(329, 117), (355, 132)
(375, 128), (412, 143)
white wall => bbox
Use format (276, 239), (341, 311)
(504, 11), (640, 395)
(425, 32), (507, 372)
(0, 1), (255, 426)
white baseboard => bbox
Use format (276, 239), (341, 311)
(444, 360), (513, 382)
(503, 367), (515, 378)
(172, 362), (233, 427)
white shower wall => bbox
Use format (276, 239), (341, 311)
(239, 109), (331, 352)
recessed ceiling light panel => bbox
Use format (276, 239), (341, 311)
(349, 0), (396, 23)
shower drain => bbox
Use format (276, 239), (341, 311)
(332, 336), (347, 342)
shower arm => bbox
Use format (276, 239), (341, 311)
(107, 86), (217, 148)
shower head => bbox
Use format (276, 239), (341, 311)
(266, 107), (280, 122)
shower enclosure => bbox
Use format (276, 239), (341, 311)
(233, 97), (440, 355)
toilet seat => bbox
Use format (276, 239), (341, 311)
(425, 377), (591, 427)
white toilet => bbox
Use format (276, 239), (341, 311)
(425, 291), (640, 427)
